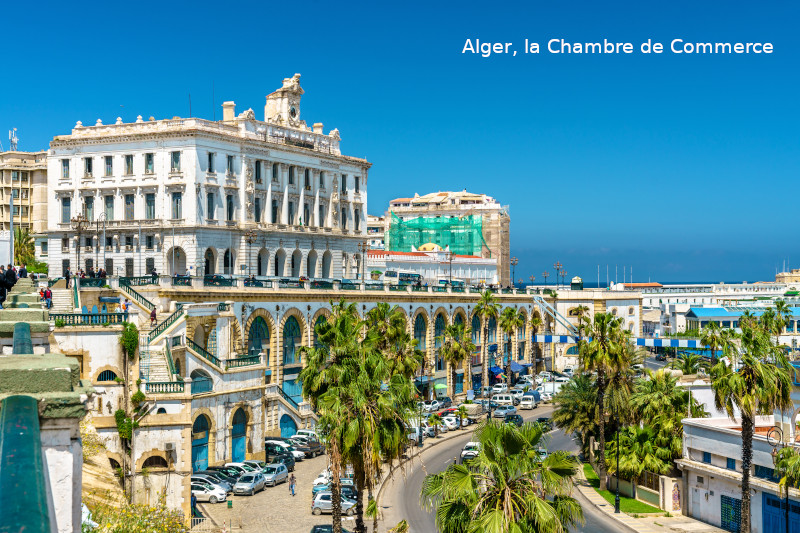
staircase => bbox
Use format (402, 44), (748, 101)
(49, 289), (73, 313)
(148, 349), (173, 383)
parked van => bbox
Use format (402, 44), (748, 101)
(492, 394), (514, 406)
(520, 395), (537, 410)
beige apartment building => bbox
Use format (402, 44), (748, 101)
(0, 151), (49, 259)
(385, 190), (511, 285)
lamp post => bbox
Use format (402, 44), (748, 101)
(614, 402), (621, 514)
(244, 229), (257, 278)
(553, 261), (562, 289)
(95, 212), (107, 274)
(769, 427), (790, 533)
(542, 271), (549, 287)
(71, 214), (89, 273)
(510, 256), (518, 287)
(561, 270), (568, 289)
(357, 241), (369, 281)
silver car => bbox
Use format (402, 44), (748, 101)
(311, 491), (356, 516)
(233, 472), (266, 495)
(263, 463), (289, 486)
(191, 474), (232, 493)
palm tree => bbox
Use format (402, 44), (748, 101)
(530, 314), (543, 372)
(711, 316), (794, 533)
(13, 226), (34, 265)
(668, 353), (709, 375)
(421, 420), (583, 533)
(552, 374), (598, 455)
(775, 446), (800, 511)
(429, 412), (443, 438)
(700, 321), (725, 363)
(604, 425), (672, 499)
(499, 307), (524, 387)
(456, 405), (468, 429)
(474, 291), (500, 392)
(438, 323), (475, 398)
(579, 312), (624, 491)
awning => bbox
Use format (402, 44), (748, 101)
(520, 363), (534, 368)
(434, 383), (447, 390)
(509, 362), (523, 373)
(489, 366), (503, 374)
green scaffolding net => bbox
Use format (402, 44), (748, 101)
(385, 213), (489, 256)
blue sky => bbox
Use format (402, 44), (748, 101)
(4, 0), (797, 282)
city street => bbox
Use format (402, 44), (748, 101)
(380, 404), (624, 533)
(644, 354), (669, 372)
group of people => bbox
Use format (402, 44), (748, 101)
(0, 263), (27, 308)
(63, 267), (108, 287)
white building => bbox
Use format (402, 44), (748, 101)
(45, 74), (370, 279)
(366, 214), (385, 249)
(366, 245), (498, 284)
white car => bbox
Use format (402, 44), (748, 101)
(540, 392), (552, 402)
(296, 429), (319, 440)
(553, 376), (569, 383)
(461, 442), (481, 461)
(520, 396), (537, 410)
(441, 416), (461, 430)
(192, 482), (227, 504)
(423, 400), (442, 412)
(509, 387), (525, 399)
(563, 366), (575, 376)
(492, 383), (508, 393)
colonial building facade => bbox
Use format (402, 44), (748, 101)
(45, 74), (370, 279)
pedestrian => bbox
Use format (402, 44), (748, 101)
(150, 307), (157, 327)
(289, 473), (296, 497)
(19, 264), (27, 279)
(5, 264), (16, 290)
(44, 287), (52, 309)
(64, 268), (71, 288)
(124, 298), (131, 313)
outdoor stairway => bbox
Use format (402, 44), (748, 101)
(49, 289), (73, 313)
(147, 348), (173, 383)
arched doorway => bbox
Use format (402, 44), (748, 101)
(248, 316), (270, 356)
(231, 408), (247, 462)
(434, 313), (446, 371)
(167, 247), (187, 275)
(291, 250), (302, 277)
(191, 369), (213, 394)
(192, 415), (211, 471)
(280, 414), (297, 438)
(283, 316), (303, 404)
(454, 313), (464, 327)
(321, 251), (332, 278)
(257, 248), (268, 276)
(204, 248), (216, 275)
(275, 249), (286, 277)
(223, 249), (234, 275)
(306, 250), (317, 279)
(472, 314), (481, 344)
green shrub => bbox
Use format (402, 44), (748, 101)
(120, 322), (139, 359)
(114, 409), (138, 440)
(54, 318), (65, 328)
(131, 390), (145, 407)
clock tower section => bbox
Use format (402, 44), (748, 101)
(265, 73), (304, 126)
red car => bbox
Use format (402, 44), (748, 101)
(439, 408), (459, 417)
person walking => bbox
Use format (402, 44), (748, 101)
(19, 264), (27, 279)
(44, 287), (52, 309)
(5, 264), (17, 291)
(64, 268), (71, 289)
(150, 307), (157, 327)
(289, 473), (296, 497)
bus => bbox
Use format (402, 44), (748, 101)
(438, 279), (465, 288)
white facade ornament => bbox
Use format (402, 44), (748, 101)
(136, 115), (144, 123)
(95, 119), (103, 126)
(116, 117), (123, 125)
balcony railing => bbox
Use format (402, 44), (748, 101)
(171, 276), (191, 286)
(51, 312), (128, 326)
(226, 354), (262, 369)
(204, 276), (235, 287)
(77, 278), (106, 288)
(119, 276), (157, 286)
(148, 306), (185, 343)
(145, 381), (184, 394)
(187, 338), (221, 367)
(277, 386), (300, 410)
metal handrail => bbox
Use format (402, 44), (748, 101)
(226, 354), (261, 369)
(187, 338), (221, 367)
(120, 276), (157, 286)
(51, 312), (129, 326)
(0, 395), (50, 531)
(277, 386), (300, 410)
(164, 342), (178, 378)
(119, 283), (155, 311)
(72, 281), (80, 309)
(148, 307), (185, 343)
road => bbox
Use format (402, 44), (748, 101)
(381, 405), (625, 533)
(644, 354), (669, 372)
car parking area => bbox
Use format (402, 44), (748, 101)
(197, 453), (356, 532)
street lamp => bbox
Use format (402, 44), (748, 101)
(510, 256), (518, 287)
(71, 214), (90, 273)
(553, 261), (562, 289)
(769, 427), (790, 533)
(542, 271), (549, 287)
(357, 241), (369, 281)
(561, 270), (568, 289)
(244, 229), (257, 278)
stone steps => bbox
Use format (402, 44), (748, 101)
(50, 289), (73, 313)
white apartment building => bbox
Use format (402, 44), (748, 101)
(46, 74), (370, 278)
(366, 214), (385, 249)
(366, 246), (498, 284)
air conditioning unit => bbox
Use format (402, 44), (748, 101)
(165, 442), (175, 452)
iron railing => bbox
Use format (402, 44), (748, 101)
(389, 285), (407, 292)
(72, 282), (79, 309)
(120, 276), (157, 286)
(119, 283), (155, 311)
(78, 278), (106, 288)
(187, 338), (221, 367)
(204, 276), (235, 287)
(51, 312), (128, 325)
(171, 276), (192, 286)
(148, 307), (185, 343)
(164, 342), (178, 378)
(145, 381), (185, 394)
(340, 282), (358, 290)
(277, 386), (300, 410)
(226, 354), (261, 369)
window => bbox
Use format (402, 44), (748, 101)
(84, 196), (94, 221)
(171, 192), (182, 219)
(105, 237), (113, 249)
(11, 189), (18, 199)
(702, 451), (711, 464)
(61, 197), (71, 223)
(303, 204), (309, 226)
(207, 152), (215, 173)
(304, 169), (310, 189)
(727, 458), (736, 470)
(62, 237), (69, 252)
(318, 204), (325, 226)
(288, 166), (294, 185)
(170, 151), (181, 172)
(755, 465), (778, 481)
(83, 157), (93, 176)
(124, 194), (134, 220)
(207, 192), (215, 220)
(255, 161), (262, 183)
(145, 257), (155, 273)
(355, 176), (360, 192)
(142, 456), (168, 469)
(145, 153), (154, 174)
(697, 476), (704, 484)
(272, 200), (278, 223)
(11, 170), (18, 181)
(61, 159), (69, 179)
(226, 155), (234, 175)
(145, 193), (155, 219)
(340, 209), (347, 230)
(341, 174), (347, 192)
(41, 241), (48, 255)
(125, 154), (133, 175)
(272, 163), (279, 181)
(254, 197), (261, 223)
(97, 370), (118, 382)
(319, 171), (325, 188)
(105, 196), (114, 220)
(125, 236), (133, 248)
(226, 194), (234, 221)
(354, 208), (360, 231)
(288, 201), (295, 225)
(104, 156), (113, 176)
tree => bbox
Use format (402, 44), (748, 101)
(117, 321), (139, 501)
(775, 446), (800, 509)
(421, 420), (583, 533)
(474, 291), (500, 391)
(499, 307), (524, 387)
(668, 353), (709, 375)
(578, 312), (624, 491)
(530, 314), (543, 372)
(711, 317), (793, 533)
(13, 227), (34, 266)
(700, 321), (724, 363)
(604, 425), (672, 499)
(438, 323), (475, 398)
(429, 412), (444, 438)
(552, 373), (598, 455)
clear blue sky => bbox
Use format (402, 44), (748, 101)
(4, 0), (797, 282)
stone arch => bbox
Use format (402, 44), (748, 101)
(136, 449), (171, 471)
(244, 309), (275, 358)
(228, 403), (254, 460)
(190, 369), (213, 394)
(452, 307), (468, 327)
(203, 248), (217, 276)
(166, 246), (187, 276)
(412, 309), (429, 351)
(291, 249), (302, 277)
(94, 365), (123, 384)
(306, 250), (318, 278)
(275, 248), (286, 277)
(311, 307), (332, 347)
(257, 248), (269, 276)
(191, 409), (216, 471)
(321, 250), (332, 278)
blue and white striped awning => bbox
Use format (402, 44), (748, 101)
(534, 335), (579, 344)
(636, 338), (703, 348)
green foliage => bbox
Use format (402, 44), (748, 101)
(27, 260), (49, 274)
(54, 318), (66, 328)
(113, 377), (124, 384)
(119, 322), (139, 359)
(131, 390), (145, 407)
(114, 409), (138, 440)
(87, 492), (188, 532)
(583, 463), (660, 514)
(13, 227), (34, 266)
(604, 425), (672, 481)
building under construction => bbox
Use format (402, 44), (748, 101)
(384, 190), (511, 285)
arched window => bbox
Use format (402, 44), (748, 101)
(248, 316), (270, 357)
(272, 163), (279, 181)
(314, 315), (327, 349)
(190, 369), (212, 394)
(434, 314), (446, 349)
(156, 407), (167, 414)
(414, 314), (427, 350)
(283, 316), (301, 365)
(488, 317), (497, 343)
(628, 307), (635, 315)
(223, 249), (233, 275)
(471, 314), (480, 344)
(98, 369), (118, 382)
(142, 455), (169, 469)
(518, 320), (526, 340)
(454, 313), (464, 327)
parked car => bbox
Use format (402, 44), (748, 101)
(492, 383), (508, 394)
(265, 439), (305, 461)
(509, 387), (525, 400)
(440, 416), (461, 431)
(460, 441), (481, 462)
(271, 453), (296, 472)
(519, 395), (537, 410)
(290, 436), (325, 458)
(310, 526), (353, 533)
(192, 482), (227, 504)
(226, 462), (258, 473)
(207, 465), (245, 481)
(233, 472), (266, 495)
(296, 429), (320, 440)
(438, 396), (453, 408)
(539, 392), (552, 402)
(192, 474), (232, 493)
(563, 366), (575, 376)
(263, 463), (289, 486)
(504, 414), (524, 427)
(196, 469), (239, 487)
(492, 393), (515, 406)
(493, 405), (517, 417)
(536, 417), (554, 431)
(312, 478), (355, 495)
(243, 460), (268, 472)
(312, 492), (356, 516)
(423, 399), (442, 412)
(481, 386), (493, 397)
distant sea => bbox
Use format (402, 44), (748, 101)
(524, 281), (761, 289)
